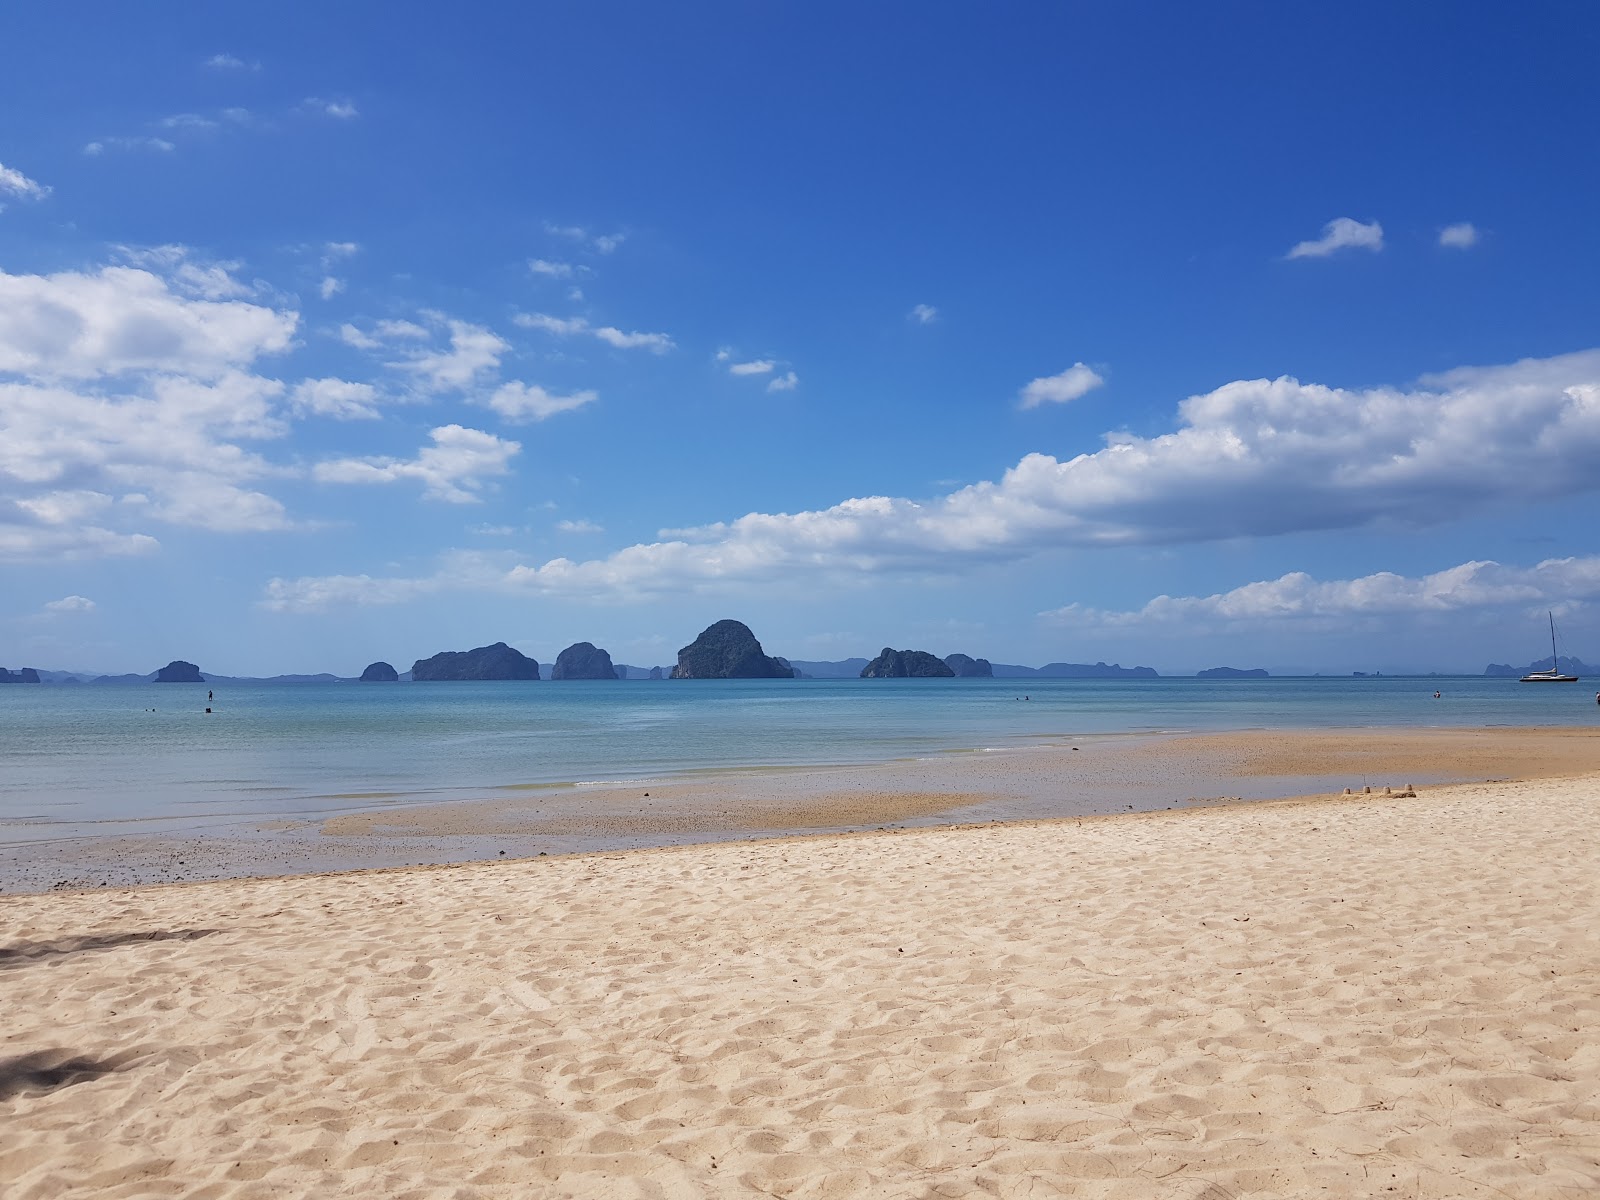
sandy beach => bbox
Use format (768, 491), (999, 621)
(5, 758), (1599, 1197)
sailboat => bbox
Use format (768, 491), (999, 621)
(1520, 611), (1580, 682)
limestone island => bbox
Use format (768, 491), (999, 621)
(670, 620), (794, 679)
(943, 653), (994, 677)
(154, 661), (205, 683)
(411, 642), (540, 681)
(359, 662), (400, 682)
(861, 648), (956, 678)
(552, 642), (621, 680)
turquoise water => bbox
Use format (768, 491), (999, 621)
(1, 675), (1595, 840)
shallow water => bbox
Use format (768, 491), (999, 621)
(1, 674), (1594, 842)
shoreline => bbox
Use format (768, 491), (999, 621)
(5, 772), (1598, 1196)
(5, 724), (1600, 895)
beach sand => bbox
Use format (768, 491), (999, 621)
(4, 770), (1599, 1197)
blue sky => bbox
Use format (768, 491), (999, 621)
(3, 2), (1600, 675)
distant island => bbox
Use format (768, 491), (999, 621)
(944, 653), (993, 677)
(1484, 656), (1591, 677)
(412, 642), (540, 681)
(55, 618), (1585, 685)
(671, 620), (794, 679)
(991, 662), (1159, 679)
(551, 642), (621, 680)
(861, 648), (955, 678)
(0, 667), (41, 684)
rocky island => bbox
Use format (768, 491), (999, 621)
(943, 653), (993, 677)
(670, 620), (794, 679)
(411, 642), (540, 681)
(861, 648), (956, 678)
(1197, 667), (1269, 679)
(0, 667), (41, 684)
(360, 662), (400, 682)
(154, 661), (205, 683)
(552, 642), (620, 680)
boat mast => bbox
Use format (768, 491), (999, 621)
(1549, 610), (1559, 673)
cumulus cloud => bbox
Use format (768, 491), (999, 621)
(514, 312), (674, 354)
(312, 424), (519, 503)
(557, 518), (604, 534)
(289, 377), (382, 420)
(766, 371), (799, 392)
(397, 321), (508, 391)
(485, 381), (597, 423)
(43, 594), (96, 614)
(1020, 363), (1104, 409)
(1439, 222), (1480, 249)
(302, 97), (359, 119)
(0, 256), (306, 558)
(909, 304), (938, 324)
(260, 348), (1600, 604)
(0, 161), (50, 204)
(319, 276), (344, 299)
(1040, 557), (1600, 629)
(205, 53), (256, 70)
(529, 259), (576, 278)
(0, 261), (292, 379)
(1285, 217), (1384, 259)
(728, 359), (774, 376)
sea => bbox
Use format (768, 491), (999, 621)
(1, 674), (1595, 844)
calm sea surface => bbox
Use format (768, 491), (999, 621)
(1, 675), (1595, 840)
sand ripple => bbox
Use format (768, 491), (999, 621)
(3, 777), (1599, 1197)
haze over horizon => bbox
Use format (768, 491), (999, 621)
(4, 4), (1599, 678)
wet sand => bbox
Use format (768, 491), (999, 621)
(5, 725), (1600, 893)
(4, 771), (1598, 1197)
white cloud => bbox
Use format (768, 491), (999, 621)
(1041, 557), (1600, 630)
(557, 518), (604, 534)
(543, 222), (626, 255)
(262, 572), (444, 612)
(0, 257), (307, 558)
(324, 241), (359, 259)
(339, 318), (428, 350)
(909, 304), (938, 324)
(302, 97), (359, 120)
(485, 381), (597, 422)
(312, 424), (519, 503)
(0, 260), (294, 379)
(766, 371), (799, 392)
(0, 162), (50, 203)
(1286, 219), (1388, 260)
(1019, 363), (1104, 409)
(43, 594), (96, 615)
(1439, 222), (1480, 249)
(728, 359), (774, 376)
(1285, 217), (1384, 259)
(84, 137), (176, 155)
(514, 312), (674, 354)
(529, 259), (575, 278)
(205, 54), (256, 70)
(268, 348), (1600, 602)
(397, 320), (508, 391)
(319, 276), (344, 300)
(258, 349), (1600, 608)
(290, 377), (382, 420)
